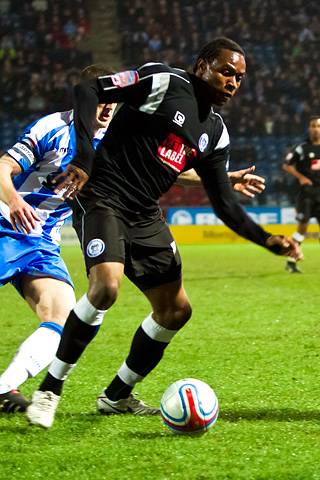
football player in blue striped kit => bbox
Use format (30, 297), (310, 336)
(0, 65), (116, 412)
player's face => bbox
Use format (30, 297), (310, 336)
(196, 49), (246, 106)
(308, 118), (320, 143)
(95, 102), (117, 129)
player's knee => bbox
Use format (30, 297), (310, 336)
(36, 303), (53, 323)
(36, 304), (71, 326)
(155, 301), (192, 330)
(170, 301), (192, 329)
(36, 302), (61, 324)
(177, 301), (192, 327)
(87, 278), (120, 310)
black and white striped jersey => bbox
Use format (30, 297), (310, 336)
(72, 62), (271, 249)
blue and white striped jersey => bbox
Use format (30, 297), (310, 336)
(0, 110), (106, 244)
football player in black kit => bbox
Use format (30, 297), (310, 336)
(27, 37), (301, 428)
(283, 115), (320, 273)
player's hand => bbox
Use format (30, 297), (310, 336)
(229, 166), (266, 198)
(265, 235), (303, 260)
(299, 177), (313, 186)
(8, 194), (40, 234)
(53, 165), (89, 199)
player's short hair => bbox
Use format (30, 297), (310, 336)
(309, 115), (320, 123)
(193, 37), (245, 72)
(80, 63), (115, 80)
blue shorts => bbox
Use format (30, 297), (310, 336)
(0, 219), (73, 296)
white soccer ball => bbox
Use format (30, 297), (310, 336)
(160, 378), (219, 434)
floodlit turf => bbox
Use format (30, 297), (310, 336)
(1, 243), (320, 480)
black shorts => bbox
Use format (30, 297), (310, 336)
(72, 197), (182, 291)
(296, 186), (320, 223)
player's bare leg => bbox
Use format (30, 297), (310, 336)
(0, 277), (75, 413)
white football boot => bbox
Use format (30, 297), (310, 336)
(96, 392), (160, 415)
(26, 390), (60, 428)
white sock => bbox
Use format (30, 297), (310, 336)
(74, 294), (107, 325)
(117, 362), (144, 387)
(117, 314), (178, 387)
(292, 232), (305, 243)
(287, 257), (296, 263)
(48, 358), (76, 381)
(141, 313), (178, 342)
(0, 322), (62, 394)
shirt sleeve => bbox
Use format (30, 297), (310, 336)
(195, 151), (275, 251)
(6, 121), (44, 172)
(283, 144), (301, 166)
(71, 68), (154, 175)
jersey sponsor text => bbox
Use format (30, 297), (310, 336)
(158, 133), (197, 172)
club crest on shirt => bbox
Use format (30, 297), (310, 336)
(198, 133), (209, 152)
(157, 133), (197, 172)
(87, 238), (105, 258)
(173, 111), (185, 127)
(111, 70), (139, 88)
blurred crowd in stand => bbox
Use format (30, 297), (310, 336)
(0, 0), (91, 148)
(1, 0), (319, 207)
(117, 0), (320, 207)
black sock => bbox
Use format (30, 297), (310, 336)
(38, 310), (100, 395)
(39, 373), (64, 396)
(126, 326), (168, 375)
(56, 309), (100, 363)
(105, 376), (132, 401)
(106, 326), (168, 401)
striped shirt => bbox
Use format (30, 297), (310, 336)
(1, 110), (105, 243)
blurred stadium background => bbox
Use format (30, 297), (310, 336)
(1, 0), (319, 241)
(2, 5), (320, 477)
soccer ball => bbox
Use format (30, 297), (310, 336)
(160, 378), (219, 434)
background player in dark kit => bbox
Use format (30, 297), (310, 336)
(283, 115), (320, 273)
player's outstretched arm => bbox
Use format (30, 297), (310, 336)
(176, 170), (202, 186)
(52, 164), (89, 199)
(228, 165), (265, 197)
(177, 166), (265, 198)
(70, 69), (153, 185)
(196, 156), (302, 259)
(0, 154), (40, 233)
(265, 235), (302, 260)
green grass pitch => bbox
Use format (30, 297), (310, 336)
(0, 243), (320, 480)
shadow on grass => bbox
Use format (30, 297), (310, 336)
(186, 272), (287, 282)
(126, 431), (172, 439)
(220, 407), (320, 422)
(3, 408), (318, 437)
(0, 424), (31, 434)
